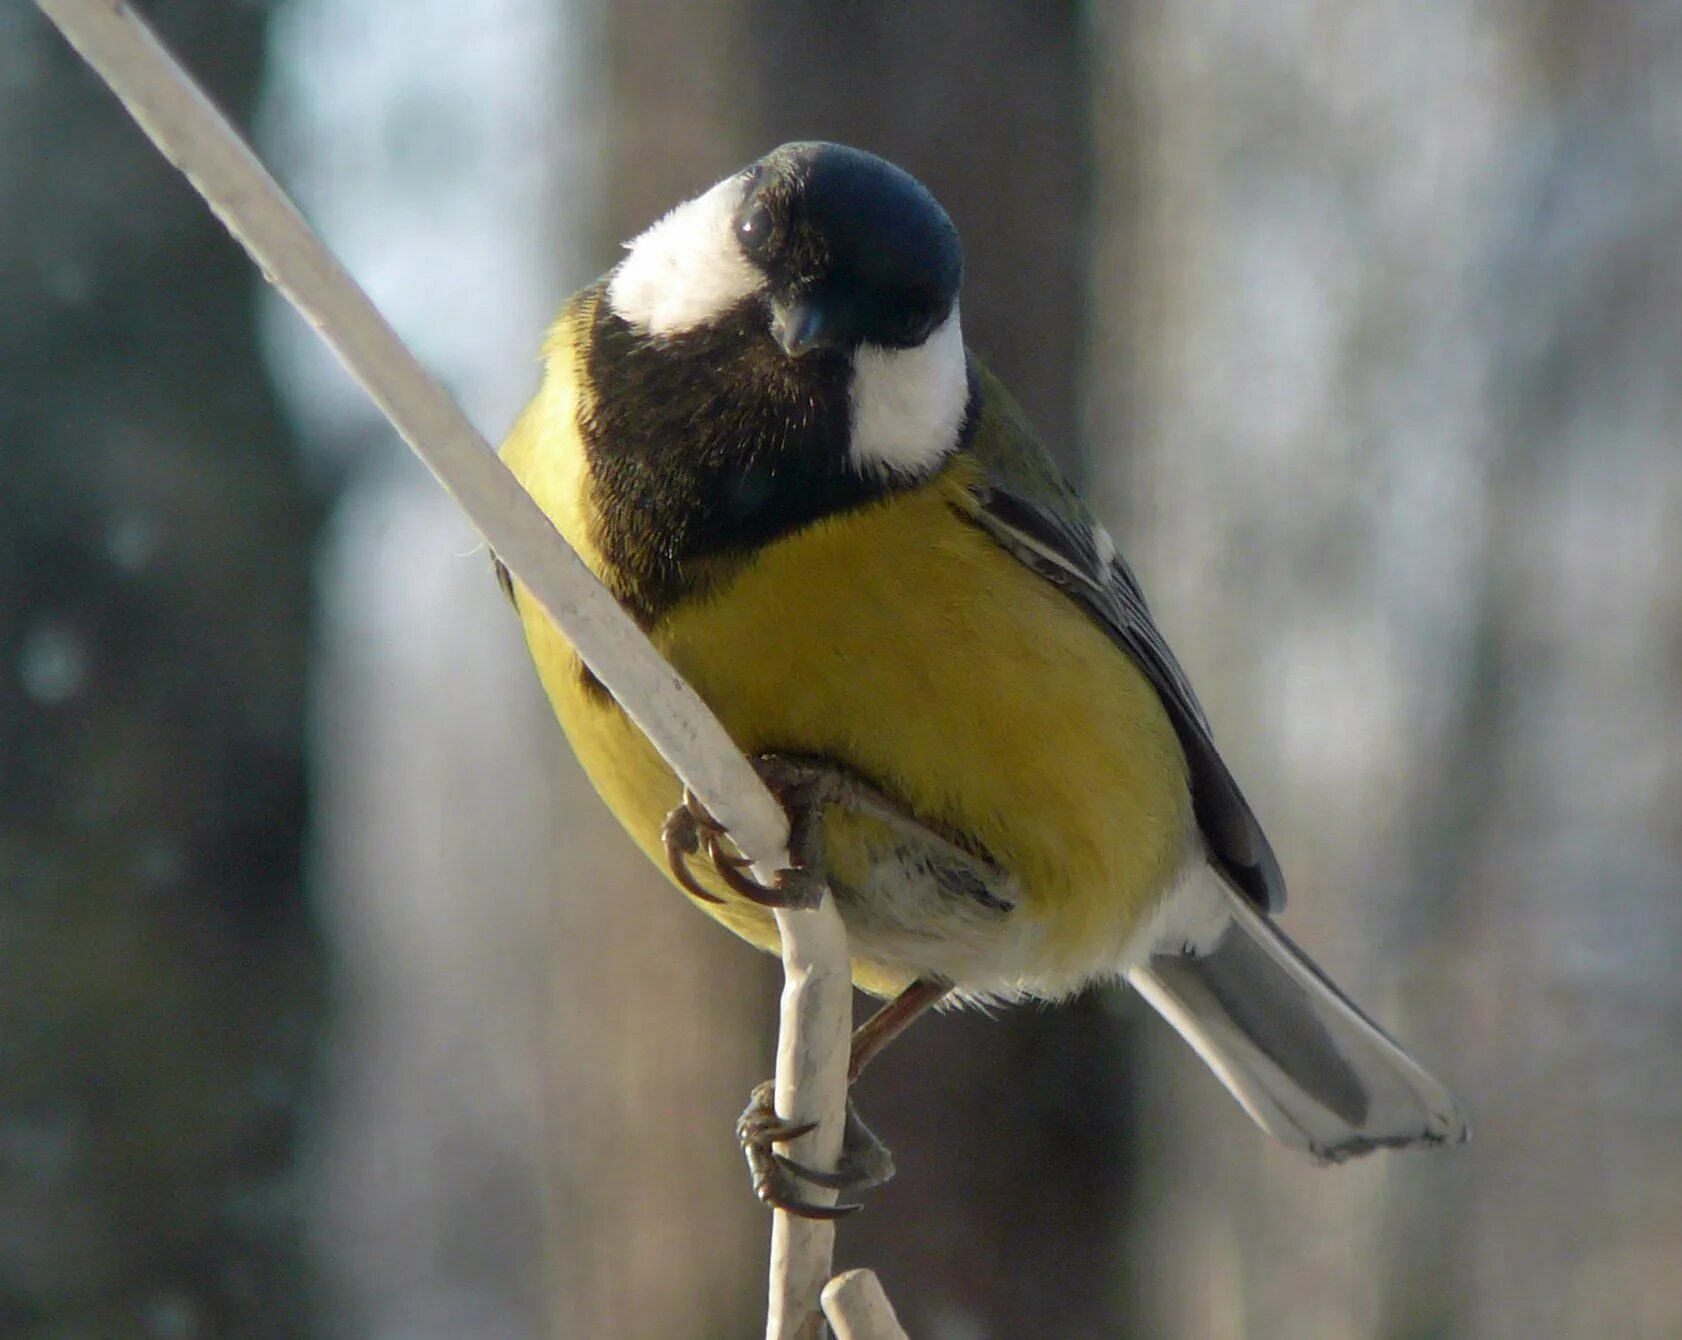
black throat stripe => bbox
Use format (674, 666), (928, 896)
(578, 284), (978, 626)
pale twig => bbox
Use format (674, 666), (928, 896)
(34, 1), (857, 1333)
(823, 1270), (912, 1340)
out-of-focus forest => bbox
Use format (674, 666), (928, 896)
(4, 1), (1680, 1336)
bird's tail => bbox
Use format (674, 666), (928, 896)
(1125, 883), (1468, 1162)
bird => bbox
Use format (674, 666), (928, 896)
(495, 140), (1468, 1216)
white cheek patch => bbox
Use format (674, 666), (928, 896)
(607, 174), (765, 335)
(850, 308), (968, 477)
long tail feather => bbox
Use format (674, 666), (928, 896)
(1126, 885), (1468, 1162)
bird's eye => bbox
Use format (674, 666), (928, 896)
(736, 201), (775, 256)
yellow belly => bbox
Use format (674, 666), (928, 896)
(500, 351), (1193, 999)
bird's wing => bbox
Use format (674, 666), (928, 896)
(957, 363), (1286, 912)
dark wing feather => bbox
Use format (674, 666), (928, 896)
(959, 368), (1286, 912)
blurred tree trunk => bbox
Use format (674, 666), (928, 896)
(0, 6), (324, 1337)
(1089, 3), (1682, 1337)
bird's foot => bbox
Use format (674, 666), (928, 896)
(659, 777), (826, 911)
(736, 1080), (895, 1219)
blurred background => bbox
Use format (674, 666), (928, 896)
(5, 0), (1681, 1335)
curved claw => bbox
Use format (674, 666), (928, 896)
(662, 786), (824, 911)
(748, 1150), (863, 1220)
(736, 1080), (893, 1219)
(736, 1110), (817, 1148)
(661, 805), (725, 905)
(702, 830), (824, 910)
(771, 1152), (872, 1193)
(775, 1194), (862, 1221)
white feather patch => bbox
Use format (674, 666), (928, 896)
(1129, 873), (1232, 962)
(849, 308), (968, 476)
(606, 173), (764, 335)
(1093, 523), (1117, 571)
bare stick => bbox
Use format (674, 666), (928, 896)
(33, 1), (854, 1333)
(765, 908), (852, 1339)
(822, 1270), (911, 1340)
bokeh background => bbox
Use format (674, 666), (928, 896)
(6, 1), (1682, 1336)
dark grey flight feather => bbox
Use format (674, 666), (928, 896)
(962, 467), (1286, 913)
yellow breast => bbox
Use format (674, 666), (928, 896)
(501, 315), (1193, 998)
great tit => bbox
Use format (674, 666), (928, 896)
(498, 141), (1467, 1213)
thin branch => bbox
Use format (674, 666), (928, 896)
(765, 910), (852, 1338)
(34, 1), (857, 1333)
(823, 1270), (911, 1340)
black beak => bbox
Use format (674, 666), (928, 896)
(772, 299), (836, 358)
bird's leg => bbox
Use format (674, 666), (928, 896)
(848, 975), (953, 1084)
(671, 751), (973, 1215)
(739, 976), (953, 1218)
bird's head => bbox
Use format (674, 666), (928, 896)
(606, 142), (969, 476)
